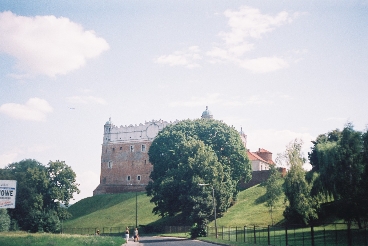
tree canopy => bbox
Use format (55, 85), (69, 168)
(281, 139), (318, 225)
(308, 123), (368, 227)
(146, 119), (251, 230)
(0, 159), (79, 232)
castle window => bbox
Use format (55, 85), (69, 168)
(130, 145), (134, 152)
(127, 175), (131, 181)
(112, 148), (115, 151)
(141, 144), (146, 152)
(120, 146), (122, 150)
(108, 161), (113, 169)
(137, 175), (141, 181)
(144, 160), (147, 165)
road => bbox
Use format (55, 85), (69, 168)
(124, 236), (224, 245)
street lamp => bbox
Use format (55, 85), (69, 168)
(128, 184), (145, 228)
(198, 183), (218, 238)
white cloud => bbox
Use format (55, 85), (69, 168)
(0, 97), (53, 121)
(207, 6), (298, 72)
(239, 56), (289, 73)
(66, 95), (107, 105)
(222, 6), (293, 43)
(155, 46), (202, 68)
(0, 11), (109, 77)
(157, 6), (300, 73)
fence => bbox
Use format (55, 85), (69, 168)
(62, 223), (368, 245)
(206, 223), (368, 246)
(62, 225), (135, 236)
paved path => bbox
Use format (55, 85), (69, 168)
(124, 236), (223, 246)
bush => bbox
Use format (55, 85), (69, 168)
(190, 223), (207, 239)
(24, 210), (60, 233)
(0, 209), (10, 232)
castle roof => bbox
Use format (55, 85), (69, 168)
(256, 148), (272, 154)
(247, 149), (275, 165)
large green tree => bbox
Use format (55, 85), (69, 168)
(0, 159), (79, 232)
(282, 139), (318, 225)
(146, 119), (251, 232)
(308, 124), (368, 228)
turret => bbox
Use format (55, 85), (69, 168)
(201, 106), (213, 119)
(103, 118), (112, 144)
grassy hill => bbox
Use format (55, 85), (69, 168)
(64, 192), (161, 228)
(64, 183), (285, 229)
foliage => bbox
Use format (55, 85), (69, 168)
(0, 209), (10, 232)
(308, 123), (368, 227)
(190, 222), (207, 238)
(147, 119), (251, 229)
(0, 159), (79, 232)
(264, 165), (283, 225)
(282, 139), (318, 225)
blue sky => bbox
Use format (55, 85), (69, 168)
(1, 1), (367, 202)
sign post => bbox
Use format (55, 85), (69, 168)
(0, 180), (17, 208)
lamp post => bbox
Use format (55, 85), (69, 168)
(128, 184), (144, 228)
(198, 183), (217, 238)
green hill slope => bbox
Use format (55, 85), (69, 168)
(64, 184), (285, 229)
(64, 192), (160, 228)
(213, 183), (285, 227)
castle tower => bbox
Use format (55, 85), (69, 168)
(93, 119), (176, 195)
(103, 118), (112, 144)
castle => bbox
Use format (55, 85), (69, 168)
(93, 107), (274, 195)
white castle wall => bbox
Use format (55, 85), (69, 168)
(103, 119), (179, 144)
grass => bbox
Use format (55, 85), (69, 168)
(64, 183), (285, 231)
(0, 232), (125, 246)
(212, 182), (285, 227)
(64, 192), (161, 229)
(61, 183), (287, 245)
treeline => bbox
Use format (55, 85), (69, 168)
(271, 123), (368, 228)
(0, 159), (80, 232)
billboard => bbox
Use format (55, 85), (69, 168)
(0, 180), (17, 208)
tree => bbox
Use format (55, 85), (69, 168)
(146, 119), (251, 234)
(264, 165), (282, 225)
(0, 209), (10, 232)
(282, 139), (318, 225)
(334, 124), (364, 228)
(0, 159), (79, 232)
(308, 123), (367, 229)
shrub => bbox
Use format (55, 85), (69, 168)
(0, 209), (10, 232)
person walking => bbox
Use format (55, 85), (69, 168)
(133, 228), (139, 242)
(125, 227), (129, 243)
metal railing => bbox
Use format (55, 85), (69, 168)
(206, 223), (368, 246)
(62, 223), (368, 245)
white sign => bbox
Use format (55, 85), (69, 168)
(0, 180), (17, 208)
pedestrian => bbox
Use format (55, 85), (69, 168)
(95, 229), (100, 236)
(134, 228), (139, 242)
(125, 227), (129, 243)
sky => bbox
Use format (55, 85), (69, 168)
(0, 0), (367, 203)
